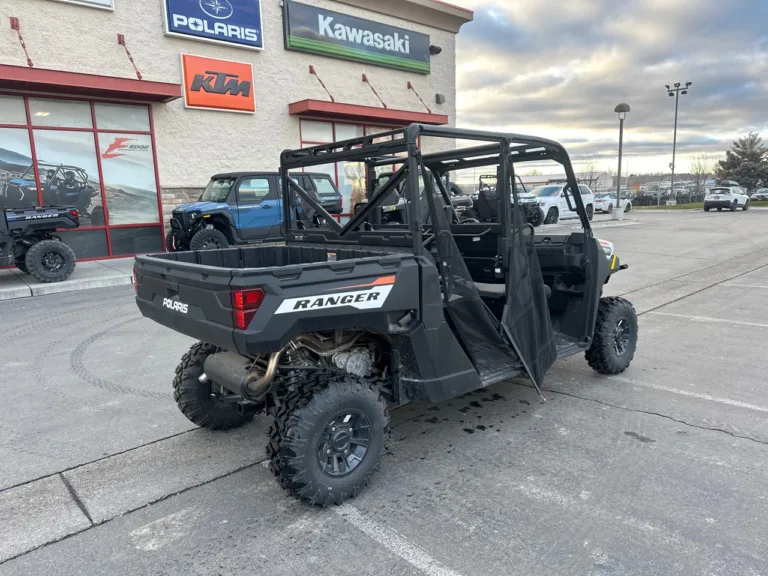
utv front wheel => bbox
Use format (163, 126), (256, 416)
(268, 376), (389, 506)
(25, 239), (76, 283)
(173, 342), (253, 431)
(528, 207), (544, 227)
(586, 297), (638, 375)
(190, 228), (229, 251)
(543, 207), (559, 225)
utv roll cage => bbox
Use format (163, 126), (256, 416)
(280, 124), (592, 252)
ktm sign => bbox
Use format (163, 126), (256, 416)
(181, 54), (255, 113)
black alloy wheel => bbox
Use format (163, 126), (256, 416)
(317, 409), (372, 477)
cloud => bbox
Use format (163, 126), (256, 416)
(451, 0), (768, 172)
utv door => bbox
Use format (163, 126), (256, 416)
(234, 176), (282, 241)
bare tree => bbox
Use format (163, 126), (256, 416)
(580, 161), (605, 189)
(689, 154), (714, 199)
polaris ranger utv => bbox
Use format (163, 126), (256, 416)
(0, 206), (79, 282)
(135, 125), (638, 506)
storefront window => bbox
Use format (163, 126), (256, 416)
(0, 94), (163, 259)
(33, 130), (104, 226)
(99, 133), (159, 225)
(301, 121), (334, 143)
(95, 103), (150, 132)
(56, 229), (109, 259)
(0, 128), (35, 209)
(29, 98), (93, 129)
(109, 227), (164, 256)
(0, 96), (27, 125)
(335, 124), (364, 141)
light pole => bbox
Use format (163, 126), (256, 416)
(665, 82), (692, 204)
(614, 103), (630, 220)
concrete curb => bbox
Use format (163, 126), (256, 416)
(0, 259), (134, 301)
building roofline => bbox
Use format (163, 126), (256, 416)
(333, 0), (474, 34)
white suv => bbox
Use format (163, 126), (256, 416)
(704, 186), (749, 212)
(532, 183), (595, 224)
(594, 194), (632, 214)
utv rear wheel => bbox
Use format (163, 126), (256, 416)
(90, 206), (105, 226)
(543, 207), (559, 225)
(586, 297), (638, 375)
(25, 239), (76, 283)
(190, 228), (229, 251)
(267, 375), (389, 506)
(173, 342), (253, 431)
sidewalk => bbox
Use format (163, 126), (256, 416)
(0, 257), (134, 301)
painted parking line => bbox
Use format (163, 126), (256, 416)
(722, 283), (768, 290)
(607, 375), (768, 414)
(647, 311), (768, 329)
(335, 504), (465, 576)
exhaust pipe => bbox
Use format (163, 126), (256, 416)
(203, 333), (362, 401)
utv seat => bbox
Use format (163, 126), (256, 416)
(475, 282), (551, 301)
(474, 187), (499, 222)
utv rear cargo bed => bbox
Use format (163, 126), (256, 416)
(135, 245), (421, 355)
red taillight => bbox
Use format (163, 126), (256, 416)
(70, 209), (78, 219)
(231, 288), (265, 329)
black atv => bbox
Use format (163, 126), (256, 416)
(0, 207), (79, 282)
(135, 124), (638, 506)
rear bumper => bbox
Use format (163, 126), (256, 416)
(704, 200), (734, 208)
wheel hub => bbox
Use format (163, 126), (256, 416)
(317, 410), (371, 477)
(41, 251), (64, 272)
(614, 319), (631, 356)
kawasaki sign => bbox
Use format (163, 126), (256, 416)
(283, 1), (431, 74)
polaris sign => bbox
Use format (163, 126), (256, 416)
(284, 1), (430, 74)
(164, 0), (264, 50)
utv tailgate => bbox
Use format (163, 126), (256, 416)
(134, 245), (420, 355)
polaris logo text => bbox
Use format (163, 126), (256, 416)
(274, 286), (393, 315)
(163, 298), (189, 314)
(171, 14), (259, 42)
(318, 15), (410, 54)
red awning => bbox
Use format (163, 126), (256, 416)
(289, 99), (448, 126)
(0, 64), (181, 103)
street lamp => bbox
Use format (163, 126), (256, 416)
(665, 81), (692, 205)
(614, 103), (630, 220)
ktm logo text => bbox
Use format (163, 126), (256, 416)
(191, 70), (252, 97)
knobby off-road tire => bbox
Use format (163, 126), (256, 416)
(189, 228), (229, 251)
(165, 231), (175, 252)
(267, 375), (389, 506)
(25, 239), (76, 283)
(14, 260), (28, 274)
(173, 342), (253, 431)
(586, 297), (638, 375)
(528, 207), (545, 228)
(543, 207), (559, 225)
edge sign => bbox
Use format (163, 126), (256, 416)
(283, 0), (431, 75)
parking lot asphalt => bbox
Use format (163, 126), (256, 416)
(2, 209), (768, 575)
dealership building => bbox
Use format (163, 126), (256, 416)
(0, 0), (472, 260)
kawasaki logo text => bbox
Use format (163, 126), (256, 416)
(318, 15), (410, 54)
(191, 71), (252, 97)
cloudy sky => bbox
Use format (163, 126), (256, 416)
(450, 0), (768, 174)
